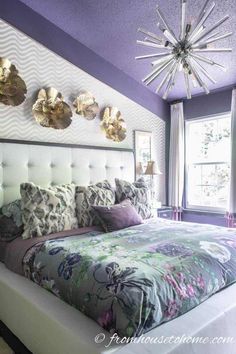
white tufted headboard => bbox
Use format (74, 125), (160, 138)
(0, 139), (134, 207)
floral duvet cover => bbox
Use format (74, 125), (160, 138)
(23, 218), (236, 337)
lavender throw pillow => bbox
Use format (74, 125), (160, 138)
(115, 178), (152, 219)
(92, 199), (143, 232)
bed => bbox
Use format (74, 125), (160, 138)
(1, 139), (236, 354)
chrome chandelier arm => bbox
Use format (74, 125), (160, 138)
(180, 0), (187, 41)
(192, 32), (233, 48)
(192, 15), (230, 44)
(135, 52), (172, 60)
(142, 57), (175, 85)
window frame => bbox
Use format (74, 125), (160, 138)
(185, 112), (231, 213)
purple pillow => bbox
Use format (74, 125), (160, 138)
(92, 199), (143, 232)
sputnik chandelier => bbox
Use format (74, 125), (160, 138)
(136, 0), (233, 99)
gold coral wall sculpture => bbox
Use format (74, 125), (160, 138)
(73, 90), (99, 120)
(101, 107), (126, 142)
(0, 57), (27, 106)
(32, 88), (72, 129)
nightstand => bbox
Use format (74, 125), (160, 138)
(156, 206), (173, 220)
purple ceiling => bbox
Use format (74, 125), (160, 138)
(17, 0), (236, 101)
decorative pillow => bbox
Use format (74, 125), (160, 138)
(115, 177), (152, 219)
(20, 183), (78, 239)
(0, 199), (24, 241)
(92, 199), (143, 232)
(76, 180), (115, 227)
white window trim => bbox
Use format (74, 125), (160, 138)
(185, 112), (231, 213)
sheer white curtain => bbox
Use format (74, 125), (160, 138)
(227, 88), (236, 227)
(169, 102), (185, 220)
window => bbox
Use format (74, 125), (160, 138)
(186, 114), (231, 211)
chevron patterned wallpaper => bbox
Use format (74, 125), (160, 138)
(0, 20), (167, 203)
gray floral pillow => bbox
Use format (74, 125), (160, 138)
(20, 183), (78, 239)
(76, 180), (115, 227)
(115, 178), (152, 219)
(0, 199), (24, 241)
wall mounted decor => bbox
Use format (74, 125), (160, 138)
(0, 57), (27, 106)
(73, 90), (99, 120)
(101, 107), (126, 142)
(32, 87), (72, 129)
(136, 1), (232, 99)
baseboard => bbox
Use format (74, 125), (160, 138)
(0, 321), (32, 354)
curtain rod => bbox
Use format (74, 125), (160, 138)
(170, 100), (183, 105)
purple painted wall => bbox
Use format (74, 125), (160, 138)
(1, 0), (169, 121)
(183, 88), (232, 120)
(182, 211), (227, 227)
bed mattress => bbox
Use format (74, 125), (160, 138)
(6, 218), (236, 338)
(1, 218), (236, 353)
(1, 262), (236, 354)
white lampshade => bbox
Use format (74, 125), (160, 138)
(144, 161), (162, 175)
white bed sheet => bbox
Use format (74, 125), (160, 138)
(1, 262), (236, 354)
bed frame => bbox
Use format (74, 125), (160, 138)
(1, 139), (236, 354)
(0, 320), (31, 354)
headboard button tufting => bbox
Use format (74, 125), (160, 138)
(0, 142), (134, 207)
